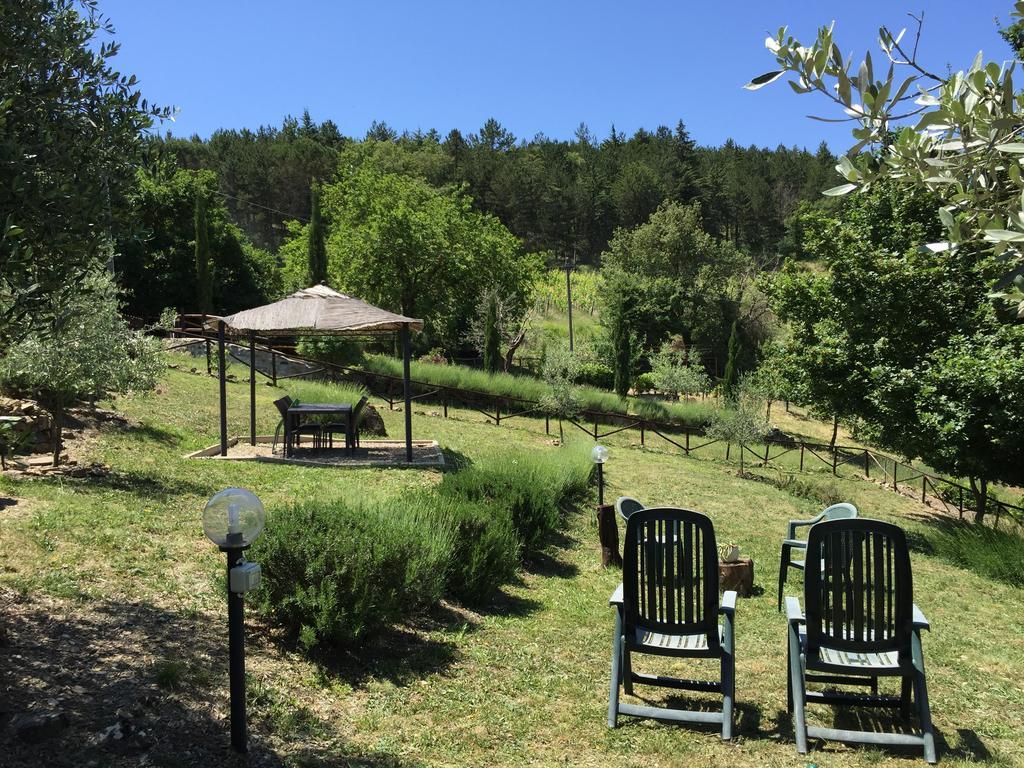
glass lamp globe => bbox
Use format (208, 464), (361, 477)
(203, 488), (266, 549)
(591, 444), (609, 464)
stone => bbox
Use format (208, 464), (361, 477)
(360, 405), (387, 437)
(11, 711), (68, 743)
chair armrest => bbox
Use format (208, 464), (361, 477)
(782, 538), (808, 549)
(913, 603), (930, 631)
(787, 513), (824, 539)
(609, 583), (624, 607)
(785, 595), (805, 624)
(719, 590), (737, 615)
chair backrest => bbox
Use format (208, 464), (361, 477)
(821, 502), (858, 521)
(352, 395), (369, 423)
(273, 396), (293, 421)
(622, 507), (720, 650)
(615, 496), (645, 521)
(804, 518), (913, 663)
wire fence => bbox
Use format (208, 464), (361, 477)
(161, 321), (1024, 530)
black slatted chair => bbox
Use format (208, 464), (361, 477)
(272, 395), (320, 453)
(786, 518), (936, 763)
(608, 507), (737, 740)
(324, 395), (369, 451)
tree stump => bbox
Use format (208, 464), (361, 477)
(596, 504), (622, 567)
(719, 557), (754, 597)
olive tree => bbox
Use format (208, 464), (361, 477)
(1, 0), (170, 340)
(649, 336), (712, 399)
(540, 343), (582, 443)
(0, 271), (164, 465)
(747, 4), (1024, 314)
(705, 376), (770, 475)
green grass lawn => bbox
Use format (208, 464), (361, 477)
(1, 363), (1022, 767)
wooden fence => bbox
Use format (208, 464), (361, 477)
(161, 322), (1023, 529)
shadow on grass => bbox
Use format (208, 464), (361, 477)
(62, 468), (214, 502)
(909, 515), (1024, 588)
(0, 590), (415, 768)
(439, 448), (473, 473)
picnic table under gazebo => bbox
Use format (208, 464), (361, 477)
(204, 285), (430, 465)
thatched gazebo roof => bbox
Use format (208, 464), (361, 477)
(208, 285), (423, 337)
(206, 285), (422, 462)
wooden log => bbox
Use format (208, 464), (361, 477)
(718, 557), (754, 597)
(596, 504), (622, 568)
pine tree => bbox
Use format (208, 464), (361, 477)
(722, 319), (741, 402)
(482, 292), (501, 373)
(307, 180), (328, 286)
(194, 189), (212, 314)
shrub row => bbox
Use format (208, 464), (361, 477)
(251, 447), (592, 648)
(360, 355), (713, 427)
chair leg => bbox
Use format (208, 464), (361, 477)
(608, 611), (623, 729)
(788, 623), (808, 755)
(778, 546), (789, 611)
(721, 623), (735, 740)
(622, 647), (633, 695)
(900, 675), (913, 720)
(912, 631), (937, 764)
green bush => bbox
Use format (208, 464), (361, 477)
(438, 494), (520, 603)
(252, 445), (592, 649)
(440, 448), (591, 554)
(925, 521), (1024, 587)
(576, 361), (615, 390)
(252, 498), (454, 647)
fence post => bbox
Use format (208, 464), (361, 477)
(799, 444), (804, 472)
(832, 447), (838, 476)
(893, 461), (898, 491)
(921, 475), (927, 503)
(959, 487), (964, 519)
(443, 399), (448, 418)
(545, 415), (550, 435)
(864, 450), (870, 478)
(685, 430), (690, 456)
(594, 416), (598, 439)
(640, 422), (645, 447)
(496, 403), (501, 426)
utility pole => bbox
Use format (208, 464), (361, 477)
(565, 250), (575, 352)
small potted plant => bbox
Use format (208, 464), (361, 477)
(718, 542), (741, 563)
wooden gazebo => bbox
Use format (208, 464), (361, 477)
(206, 285), (423, 462)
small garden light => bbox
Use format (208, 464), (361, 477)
(203, 488), (265, 754)
(591, 444), (609, 506)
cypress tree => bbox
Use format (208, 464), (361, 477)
(482, 292), (501, 373)
(723, 319), (741, 402)
(194, 189), (212, 314)
(612, 298), (631, 399)
(307, 180), (327, 286)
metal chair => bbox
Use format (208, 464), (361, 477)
(778, 502), (858, 611)
(608, 507), (737, 740)
(786, 517), (936, 763)
(272, 395), (321, 453)
(324, 395), (369, 450)
(614, 496), (645, 522)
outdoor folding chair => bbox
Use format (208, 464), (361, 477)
(778, 502), (858, 610)
(614, 496), (645, 522)
(786, 517), (936, 763)
(608, 507), (737, 740)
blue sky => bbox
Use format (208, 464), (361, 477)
(98, 1), (1015, 151)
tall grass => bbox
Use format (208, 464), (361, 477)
(923, 521), (1024, 587)
(361, 355), (712, 426)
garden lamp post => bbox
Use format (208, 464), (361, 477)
(592, 444), (609, 506)
(202, 488), (265, 753)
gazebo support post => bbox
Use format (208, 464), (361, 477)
(218, 321), (228, 456)
(249, 331), (256, 446)
(402, 323), (413, 462)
